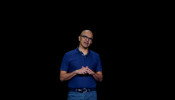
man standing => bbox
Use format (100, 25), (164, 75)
(60, 30), (103, 100)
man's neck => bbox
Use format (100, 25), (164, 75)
(78, 46), (88, 55)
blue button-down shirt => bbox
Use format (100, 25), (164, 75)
(60, 47), (102, 88)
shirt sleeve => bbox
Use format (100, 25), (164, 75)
(60, 53), (69, 71)
(96, 54), (102, 72)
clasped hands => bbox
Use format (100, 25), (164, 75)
(76, 66), (95, 75)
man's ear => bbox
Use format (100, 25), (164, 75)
(78, 36), (80, 41)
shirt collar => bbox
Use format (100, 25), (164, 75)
(75, 47), (90, 56)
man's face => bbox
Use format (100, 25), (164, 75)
(79, 31), (93, 49)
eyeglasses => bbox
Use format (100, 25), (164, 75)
(80, 35), (93, 41)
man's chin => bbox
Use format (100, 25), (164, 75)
(83, 46), (89, 49)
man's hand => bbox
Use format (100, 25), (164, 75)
(75, 66), (88, 75)
(75, 66), (103, 82)
(75, 66), (95, 75)
(60, 66), (102, 82)
(85, 66), (95, 75)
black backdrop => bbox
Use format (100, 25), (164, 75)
(3, 1), (172, 99)
(11, 11), (162, 99)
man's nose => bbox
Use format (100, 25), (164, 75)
(85, 37), (90, 41)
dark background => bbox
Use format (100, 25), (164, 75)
(6, 4), (167, 99)
(14, 17), (158, 100)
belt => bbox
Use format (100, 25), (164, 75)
(69, 88), (96, 93)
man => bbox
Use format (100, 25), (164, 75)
(60, 30), (103, 100)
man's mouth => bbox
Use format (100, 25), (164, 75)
(84, 42), (89, 45)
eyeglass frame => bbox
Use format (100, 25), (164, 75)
(80, 35), (93, 41)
